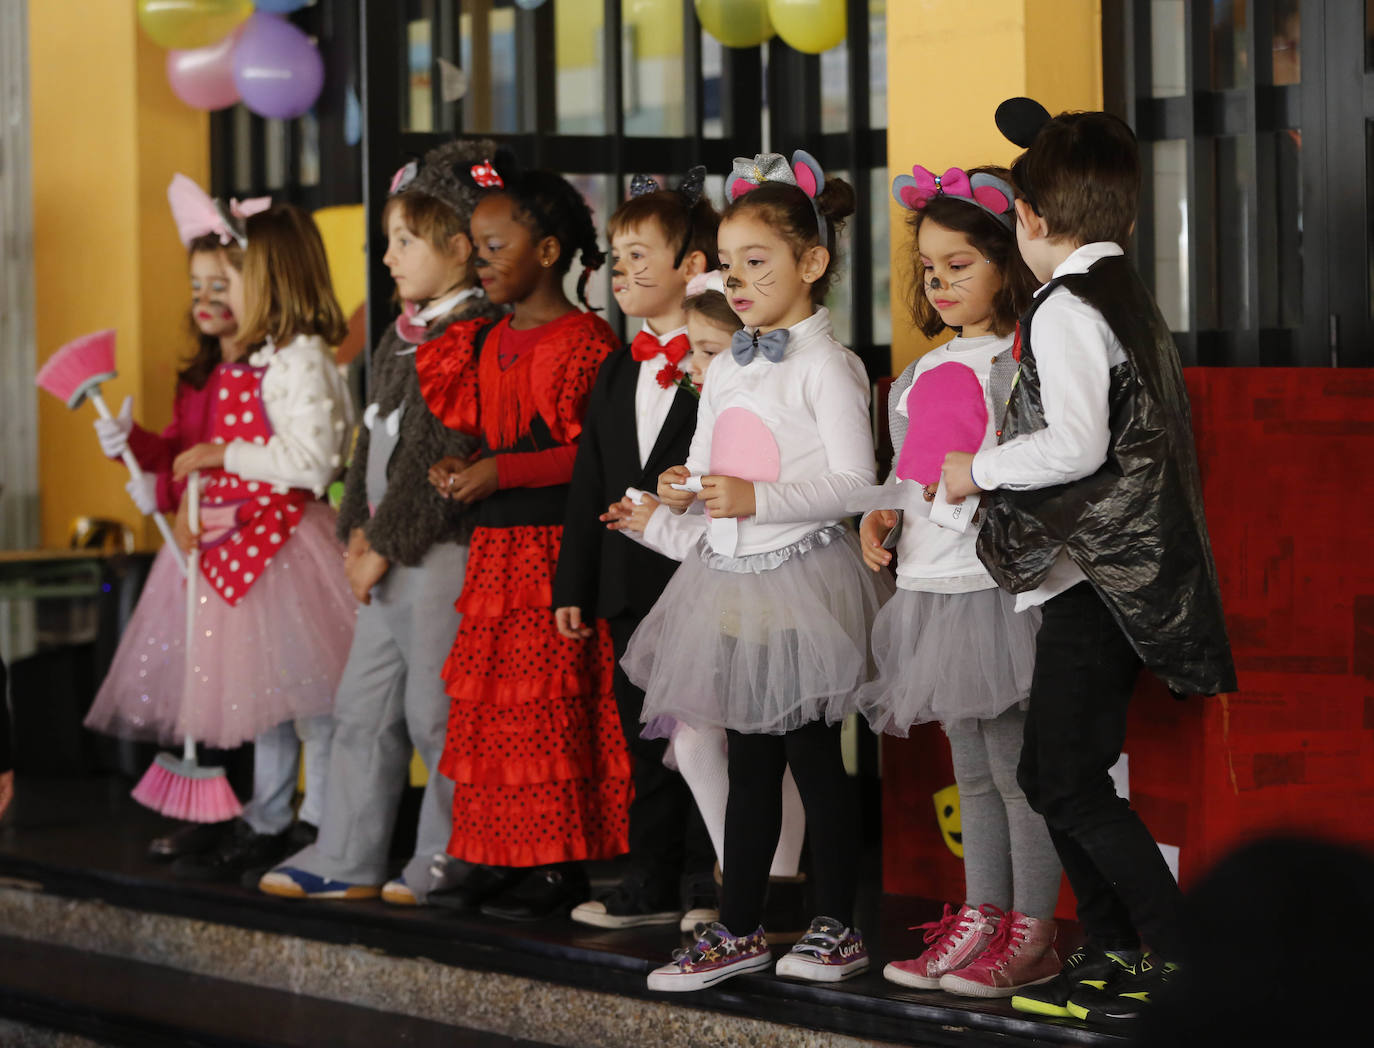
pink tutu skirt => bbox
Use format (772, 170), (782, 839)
(84, 501), (356, 749)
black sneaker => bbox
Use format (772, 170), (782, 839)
(428, 864), (520, 912)
(570, 869), (682, 929)
(170, 819), (290, 883)
(678, 870), (719, 934)
(480, 865), (589, 922)
(1067, 954), (1175, 1023)
(1010, 943), (1137, 1018)
(148, 820), (231, 862)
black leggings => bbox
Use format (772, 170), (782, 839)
(719, 719), (857, 933)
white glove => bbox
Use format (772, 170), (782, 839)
(94, 395), (135, 458)
(124, 473), (159, 516)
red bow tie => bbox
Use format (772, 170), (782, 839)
(630, 331), (689, 366)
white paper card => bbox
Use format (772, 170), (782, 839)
(707, 516), (739, 557)
(670, 475), (705, 493)
(1109, 753), (1130, 801)
(927, 477), (981, 533)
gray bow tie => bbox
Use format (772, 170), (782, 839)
(731, 327), (790, 366)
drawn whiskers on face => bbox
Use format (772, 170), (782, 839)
(752, 270), (776, 297)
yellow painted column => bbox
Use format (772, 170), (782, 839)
(886, 0), (1102, 376)
(30, 4), (209, 549)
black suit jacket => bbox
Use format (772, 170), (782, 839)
(552, 346), (698, 622)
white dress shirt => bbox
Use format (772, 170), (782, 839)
(686, 307), (875, 557)
(971, 242), (1128, 609)
(633, 321), (690, 468)
(223, 334), (356, 498)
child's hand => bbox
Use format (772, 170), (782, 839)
(346, 547), (389, 605)
(657, 465), (695, 514)
(860, 510), (897, 572)
(173, 490), (199, 553)
(941, 451), (983, 503)
(445, 456), (499, 503)
(700, 475), (756, 519)
(347, 527), (369, 560)
(602, 494), (660, 534)
(554, 606), (595, 640)
(172, 442), (226, 482)
(429, 456), (468, 497)
(0, 770), (12, 823)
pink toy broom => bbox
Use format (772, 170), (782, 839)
(34, 329), (185, 572)
(130, 472), (242, 821)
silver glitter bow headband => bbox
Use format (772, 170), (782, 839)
(727, 150), (829, 249)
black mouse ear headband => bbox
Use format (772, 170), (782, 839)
(628, 165), (709, 268)
(995, 96), (1052, 214)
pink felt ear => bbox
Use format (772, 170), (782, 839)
(730, 177), (758, 200)
(972, 184), (1011, 214)
(899, 186), (926, 210)
(895, 362), (989, 486)
(792, 163), (818, 199)
(710, 407), (781, 482)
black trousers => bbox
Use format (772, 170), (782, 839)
(1018, 582), (1185, 959)
(719, 720), (857, 933)
(608, 615), (712, 891)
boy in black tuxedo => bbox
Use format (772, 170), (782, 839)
(554, 171), (719, 928)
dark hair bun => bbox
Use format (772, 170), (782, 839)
(816, 177), (856, 225)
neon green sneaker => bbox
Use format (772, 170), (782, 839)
(1066, 953), (1176, 1023)
(1009, 943), (1136, 1018)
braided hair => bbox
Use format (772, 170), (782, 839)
(461, 148), (607, 309)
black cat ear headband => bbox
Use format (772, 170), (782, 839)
(628, 165), (709, 267)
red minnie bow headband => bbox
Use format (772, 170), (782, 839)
(728, 150), (829, 249)
(891, 166), (1015, 230)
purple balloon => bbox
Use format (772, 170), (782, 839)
(232, 12), (323, 120)
(167, 27), (242, 111)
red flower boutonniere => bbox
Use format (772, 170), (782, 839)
(656, 361), (684, 389)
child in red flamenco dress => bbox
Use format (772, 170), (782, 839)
(418, 151), (631, 920)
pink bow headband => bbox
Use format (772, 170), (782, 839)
(168, 174), (269, 249)
(728, 150), (830, 249)
(891, 166), (1015, 230)
(685, 271), (725, 297)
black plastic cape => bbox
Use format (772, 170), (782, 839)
(976, 255), (1238, 697)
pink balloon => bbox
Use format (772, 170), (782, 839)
(166, 28), (242, 112)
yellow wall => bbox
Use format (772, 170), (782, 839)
(30, 4), (208, 549)
(886, 0), (1102, 375)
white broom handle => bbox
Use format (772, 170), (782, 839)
(182, 471), (200, 765)
(89, 390), (187, 574)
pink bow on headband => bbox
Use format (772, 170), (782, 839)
(893, 165), (1010, 214)
(167, 174), (268, 248)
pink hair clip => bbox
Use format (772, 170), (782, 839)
(891, 165), (1015, 229)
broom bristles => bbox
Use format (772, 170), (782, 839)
(132, 755), (243, 823)
(35, 329), (118, 409)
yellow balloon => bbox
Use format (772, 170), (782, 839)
(137, 0), (253, 51)
(766, 0), (847, 54)
(694, 0), (775, 50)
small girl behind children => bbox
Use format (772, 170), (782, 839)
(167, 203), (357, 881)
(607, 277), (808, 932)
(861, 164), (1061, 998)
(625, 151), (890, 990)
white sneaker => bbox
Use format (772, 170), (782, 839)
(646, 923), (772, 992)
(773, 916), (869, 983)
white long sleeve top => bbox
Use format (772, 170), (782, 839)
(222, 334), (355, 498)
(685, 307), (875, 557)
(970, 242), (1128, 609)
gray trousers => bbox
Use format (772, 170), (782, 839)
(282, 542), (467, 896)
(241, 714), (334, 836)
(947, 705), (1062, 920)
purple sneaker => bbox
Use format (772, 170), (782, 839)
(646, 923), (772, 992)
(774, 916), (870, 982)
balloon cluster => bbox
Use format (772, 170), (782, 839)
(694, 0), (846, 54)
(142, 0), (324, 119)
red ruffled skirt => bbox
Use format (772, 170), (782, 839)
(439, 523), (631, 867)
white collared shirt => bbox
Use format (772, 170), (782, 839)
(223, 334), (356, 497)
(970, 241), (1129, 609)
(633, 321), (689, 468)
(417, 285), (482, 323)
(685, 307), (875, 557)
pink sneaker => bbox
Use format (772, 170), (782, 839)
(939, 911), (1060, 998)
(882, 903), (1001, 990)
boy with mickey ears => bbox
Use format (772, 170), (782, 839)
(941, 100), (1236, 1025)
(554, 169), (719, 929)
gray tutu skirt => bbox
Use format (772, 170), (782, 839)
(623, 523), (892, 736)
(855, 585), (1040, 737)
